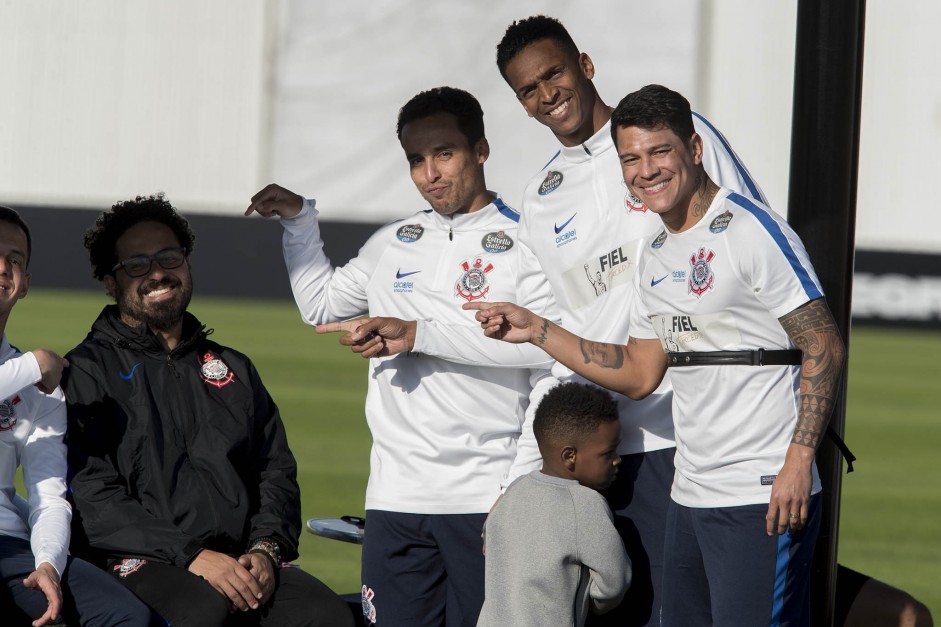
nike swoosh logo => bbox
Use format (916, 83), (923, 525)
(553, 213), (577, 234)
(119, 362), (142, 380)
(396, 269), (421, 279)
(650, 275), (669, 287)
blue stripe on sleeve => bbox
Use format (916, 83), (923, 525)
(727, 193), (823, 300)
(692, 111), (766, 204)
(494, 198), (520, 223)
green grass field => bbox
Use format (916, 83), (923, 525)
(9, 289), (940, 618)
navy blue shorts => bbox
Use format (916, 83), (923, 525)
(0, 534), (152, 626)
(660, 492), (822, 627)
(587, 446), (675, 627)
(361, 510), (486, 627)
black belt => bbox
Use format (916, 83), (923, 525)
(665, 348), (856, 472)
(667, 349), (802, 367)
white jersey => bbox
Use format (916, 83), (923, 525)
(514, 116), (768, 455)
(629, 189), (823, 507)
(0, 337), (71, 575)
(281, 198), (541, 514)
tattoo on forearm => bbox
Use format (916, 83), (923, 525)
(780, 299), (846, 449)
(579, 340), (625, 369)
(535, 318), (549, 345)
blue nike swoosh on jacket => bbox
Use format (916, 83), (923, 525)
(553, 214), (577, 234)
(119, 362), (142, 380)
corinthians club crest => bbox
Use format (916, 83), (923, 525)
(689, 248), (716, 298)
(0, 396), (20, 431)
(625, 187), (648, 212)
(455, 258), (494, 302)
(198, 351), (235, 388)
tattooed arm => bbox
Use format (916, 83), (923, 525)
(462, 301), (668, 399)
(765, 297), (846, 535)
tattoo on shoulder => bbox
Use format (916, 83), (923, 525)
(579, 340), (625, 369)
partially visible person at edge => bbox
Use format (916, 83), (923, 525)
(62, 195), (352, 627)
(466, 84), (846, 626)
(0, 205), (152, 627)
(335, 16), (769, 627)
(477, 382), (631, 627)
(246, 87), (554, 627)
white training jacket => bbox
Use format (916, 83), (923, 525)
(281, 198), (552, 513)
(0, 337), (71, 576)
(417, 115), (769, 457)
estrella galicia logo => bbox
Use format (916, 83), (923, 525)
(710, 211), (734, 233)
(395, 269), (421, 279)
(0, 396), (20, 431)
(538, 170), (563, 195)
(651, 230), (667, 249)
(482, 231), (514, 253)
(119, 362), (142, 381)
(395, 224), (424, 243)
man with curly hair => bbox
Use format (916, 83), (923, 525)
(62, 195), (353, 627)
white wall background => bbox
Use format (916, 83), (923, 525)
(1, 0), (939, 252)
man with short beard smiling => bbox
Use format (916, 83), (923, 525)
(61, 195), (352, 627)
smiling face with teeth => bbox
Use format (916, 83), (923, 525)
(615, 124), (705, 233)
(106, 221), (193, 341)
(503, 38), (609, 147)
(0, 220), (31, 328)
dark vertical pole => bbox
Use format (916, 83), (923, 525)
(787, 1), (866, 625)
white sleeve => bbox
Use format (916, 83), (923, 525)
(733, 210), (824, 318)
(280, 199), (373, 325)
(413, 238), (558, 368)
(22, 389), (71, 576)
(627, 271), (657, 341)
(0, 352), (41, 400)
(501, 370), (557, 491)
(693, 112), (769, 205)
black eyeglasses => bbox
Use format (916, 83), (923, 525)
(112, 248), (187, 278)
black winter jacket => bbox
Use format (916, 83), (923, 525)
(63, 305), (301, 567)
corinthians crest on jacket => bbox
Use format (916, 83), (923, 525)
(198, 351), (235, 388)
(689, 248), (716, 297)
(0, 395), (20, 431)
(455, 258), (494, 302)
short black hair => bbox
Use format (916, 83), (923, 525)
(496, 15), (581, 83)
(534, 382), (619, 448)
(0, 206), (31, 267)
(611, 84), (695, 147)
(396, 86), (485, 146)
(84, 193), (195, 281)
